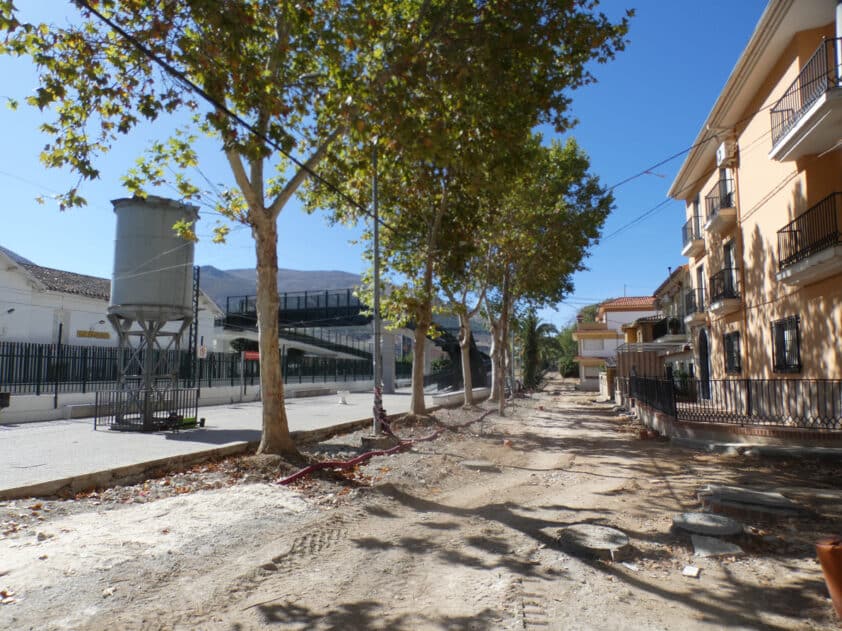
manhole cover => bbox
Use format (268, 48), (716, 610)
(557, 524), (630, 560)
(673, 512), (743, 536)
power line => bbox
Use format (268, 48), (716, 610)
(72, 1), (393, 232)
(606, 89), (783, 194)
(601, 126), (774, 242)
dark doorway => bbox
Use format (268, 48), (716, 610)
(698, 329), (711, 400)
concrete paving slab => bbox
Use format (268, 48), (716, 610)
(557, 524), (631, 561)
(691, 534), (744, 557)
(673, 512), (743, 536)
(701, 485), (800, 509)
(0, 390), (434, 498)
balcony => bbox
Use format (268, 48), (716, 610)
(776, 192), (842, 286)
(684, 288), (707, 327)
(652, 316), (686, 342)
(704, 179), (737, 235)
(708, 268), (741, 316)
(770, 38), (842, 162)
(681, 215), (705, 258)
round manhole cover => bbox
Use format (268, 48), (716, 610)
(557, 524), (630, 560)
(673, 512), (743, 536)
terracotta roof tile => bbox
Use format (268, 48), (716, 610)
(21, 263), (111, 301)
(599, 296), (656, 311)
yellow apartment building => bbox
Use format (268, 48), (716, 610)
(669, 0), (842, 387)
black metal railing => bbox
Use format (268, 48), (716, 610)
(777, 192), (841, 270)
(0, 340), (406, 397)
(709, 268), (740, 303)
(652, 317), (685, 340)
(632, 377), (842, 430)
(226, 288), (367, 326)
(94, 388), (199, 431)
(705, 178), (735, 220)
(681, 215), (702, 248)
(684, 288), (706, 315)
(771, 38), (842, 146)
(279, 327), (372, 359)
(629, 376), (676, 417)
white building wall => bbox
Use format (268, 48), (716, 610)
(601, 309), (658, 330)
(0, 266), (223, 349)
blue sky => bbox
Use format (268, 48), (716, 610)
(0, 0), (768, 328)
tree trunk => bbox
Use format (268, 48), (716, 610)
(489, 320), (500, 402)
(409, 323), (428, 416)
(458, 312), (474, 407)
(497, 265), (511, 415)
(252, 216), (298, 456)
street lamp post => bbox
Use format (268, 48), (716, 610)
(372, 138), (386, 434)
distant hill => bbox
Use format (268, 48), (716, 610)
(200, 266), (361, 309)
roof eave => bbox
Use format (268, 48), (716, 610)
(668, 0), (795, 199)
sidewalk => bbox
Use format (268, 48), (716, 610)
(0, 390), (432, 499)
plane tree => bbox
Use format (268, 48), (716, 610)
(483, 137), (613, 413)
(0, 0), (629, 444)
(305, 1), (630, 416)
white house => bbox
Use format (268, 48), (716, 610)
(0, 247), (224, 349)
(572, 296), (658, 390)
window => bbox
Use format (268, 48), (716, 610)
(773, 316), (801, 373)
(723, 332), (741, 374)
(583, 338), (604, 351)
(719, 168), (734, 208)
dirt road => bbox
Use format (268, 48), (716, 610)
(1, 378), (839, 630)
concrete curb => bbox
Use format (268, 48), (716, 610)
(0, 407), (442, 501)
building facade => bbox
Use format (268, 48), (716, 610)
(669, 0), (842, 386)
(573, 296), (657, 390)
(0, 247), (223, 349)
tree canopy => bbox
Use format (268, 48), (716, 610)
(0, 0), (630, 442)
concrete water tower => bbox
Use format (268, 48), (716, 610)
(106, 196), (199, 430)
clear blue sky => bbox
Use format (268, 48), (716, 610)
(0, 0), (768, 328)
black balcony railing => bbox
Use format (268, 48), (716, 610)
(652, 317), (685, 340)
(777, 192), (841, 270)
(681, 215), (702, 247)
(770, 38), (842, 146)
(705, 179), (735, 220)
(684, 288), (706, 315)
(709, 268), (740, 303)
(632, 377), (842, 430)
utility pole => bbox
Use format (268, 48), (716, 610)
(372, 138), (385, 434)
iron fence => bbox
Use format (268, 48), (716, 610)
(771, 38), (842, 146)
(777, 192), (841, 270)
(629, 376), (676, 416)
(94, 387), (199, 431)
(631, 376), (842, 430)
(0, 341), (397, 397)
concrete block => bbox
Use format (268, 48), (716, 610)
(692, 534), (744, 557)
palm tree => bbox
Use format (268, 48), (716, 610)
(516, 310), (559, 389)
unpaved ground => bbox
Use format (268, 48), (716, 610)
(2, 378), (841, 630)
